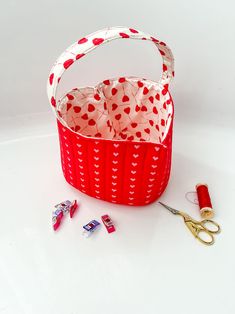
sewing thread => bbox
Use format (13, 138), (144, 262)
(196, 184), (214, 219)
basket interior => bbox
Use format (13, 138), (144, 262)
(57, 76), (173, 144)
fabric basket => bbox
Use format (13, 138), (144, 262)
(47, 26), (175, 206)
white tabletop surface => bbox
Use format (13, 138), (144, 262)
(0, 112), (234, 314)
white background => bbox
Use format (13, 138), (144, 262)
(0, 0), (235, 313)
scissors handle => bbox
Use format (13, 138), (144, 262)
(178, 210), (221, 246)
(195, 227), (215, 245)
(184, 219), (215, 245)
(200, 219), (221, 234)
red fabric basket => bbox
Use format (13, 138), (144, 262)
(47, 27), (175, 206)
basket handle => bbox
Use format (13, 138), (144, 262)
(47, 26), (174, 108)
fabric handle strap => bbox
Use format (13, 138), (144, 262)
(47, 26), (174, 109)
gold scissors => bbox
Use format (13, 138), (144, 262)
(159, 202), (221, 245)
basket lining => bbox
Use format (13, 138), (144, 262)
(57, 77), (173, 144)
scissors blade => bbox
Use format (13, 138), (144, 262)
(158, 202), (180, 215)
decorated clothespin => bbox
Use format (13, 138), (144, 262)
(52, 210), (64, 231)
(101, 215), (115, 233)
(69, 200), (78, 218)
(52, 200), (78, 231)
(82, 220), (100, 237)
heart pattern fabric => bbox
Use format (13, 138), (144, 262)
(58, 76), (173, 143)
